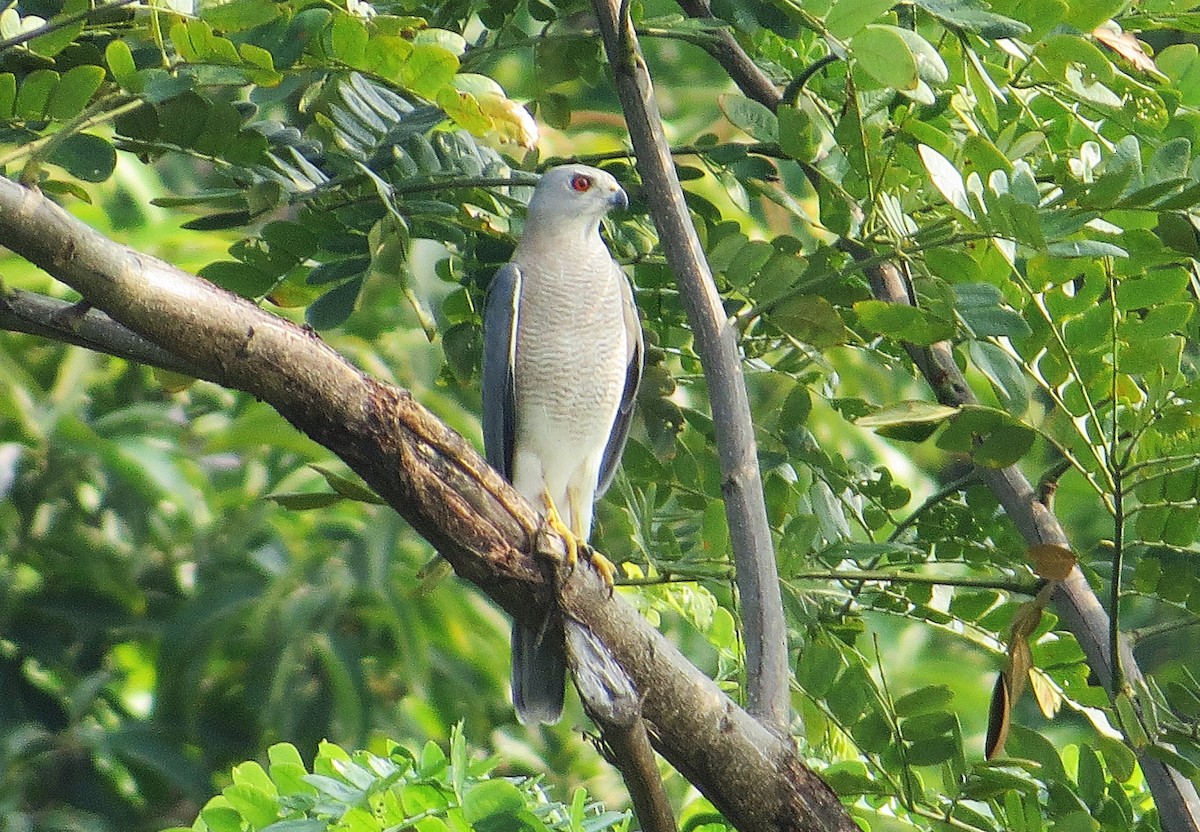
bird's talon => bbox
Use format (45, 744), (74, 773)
(590, 552), (617, 596)
(541, 489), (579, 567)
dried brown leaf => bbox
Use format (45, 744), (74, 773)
(1093, 22), (1159, 75)
(1028, 543), (1077, 581)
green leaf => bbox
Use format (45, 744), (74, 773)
(822, 761), (877, 795)
(955, 283), (1031, 339)
(399, 43), (458, 99)
(49, 133), (116, 182)
(935, 405), (1035, 467)
(894, 685), (955, 716)
(260, 821), (327, 832)
(266, 491), (344, 510)
(307, 257), (371, 286)
(853, 25), (919, 91)
(1036, 35), (1114, 84)
(28, 0), (86, 57)
(1149, 137), (1192, 184)
(1060, 0), (1124, 32)
(182, 211), (253, 231)
(825, 0), (899, 39)
(1045, 240), (1127, 258)
(765, 294), (849, 348)
(854, 299), (955, 344)
(795, 640), (843, 698)
(851, 711), (895, 753)
(441, 322), (480, 384)
(893, 27), (949, 85)
(309, 465), (385, 504)
(15, 69), (58, 120)
(329, 14), (369, 67)
(857, 400), (960, 428)
(202, 0), (283, 31)
(200, 260), (277, 298)
(268, 744), (317, 796)
(0, 72), (15, 119)
(106, 40), (141, 92)
(902, 710), (958, 741)
(45, 65), (105, 121)
(462, 779), (524, 823)
(968, 341), (1030, 417)
(912, 0), (1030, 38)
(306, 277), (363, 330)
(201, 799), (245, 832)
(906, 734), (960, 765)
(718, 94), (778, 142)
(918, 144), (974, 219)
(223, 783), (279, 829)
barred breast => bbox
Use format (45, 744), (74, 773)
(513, 253), (628, 451)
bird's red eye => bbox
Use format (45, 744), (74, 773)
(570, 174), (592, 193)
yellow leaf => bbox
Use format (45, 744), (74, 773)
(1029, 668), (1063, 719)
(436, 88), (490, 135)
(1093, 22), (1160, 76)
(1008, 636), (1032, 702)
(477, 93), (538, 149)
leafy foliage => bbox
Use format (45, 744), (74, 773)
(4, 0), (1200, 829)
(161, 728), (629, 832)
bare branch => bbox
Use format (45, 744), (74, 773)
(0, 287), (200, 375)
(590, 0), (792, 733)
(0, 175), (853, 832)
(595, 719), (678, 832)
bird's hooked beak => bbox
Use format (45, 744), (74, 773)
(609, 186), (628, 211)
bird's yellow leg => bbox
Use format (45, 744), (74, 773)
(567, 488), (616, 593)
(540, 489), (578, 567)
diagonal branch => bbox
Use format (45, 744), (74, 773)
(591, 0), (791, 735)
(670, 0), (781, 110)
(0, 175), (854, 832)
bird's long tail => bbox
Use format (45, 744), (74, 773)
(512, 620), (566, 725)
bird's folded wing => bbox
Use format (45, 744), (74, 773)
(481, 263), (522, 479)
(597, 265), (644, 497)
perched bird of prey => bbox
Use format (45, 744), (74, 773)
(481, 164), (644, 724)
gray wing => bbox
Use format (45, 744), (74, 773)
(596, 268), (643, 496)
(482, 263), (521, 480)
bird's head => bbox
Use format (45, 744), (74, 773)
(524, 165), (628, 231)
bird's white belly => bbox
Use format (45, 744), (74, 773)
(511, 267), (628, 536)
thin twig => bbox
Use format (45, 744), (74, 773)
(0, 0), (139, 52)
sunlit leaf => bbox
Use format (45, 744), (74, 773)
(919, 144), (975, 219)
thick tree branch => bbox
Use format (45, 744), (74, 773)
(591, 0), (792, 734)
(0, 176), (854, 832)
